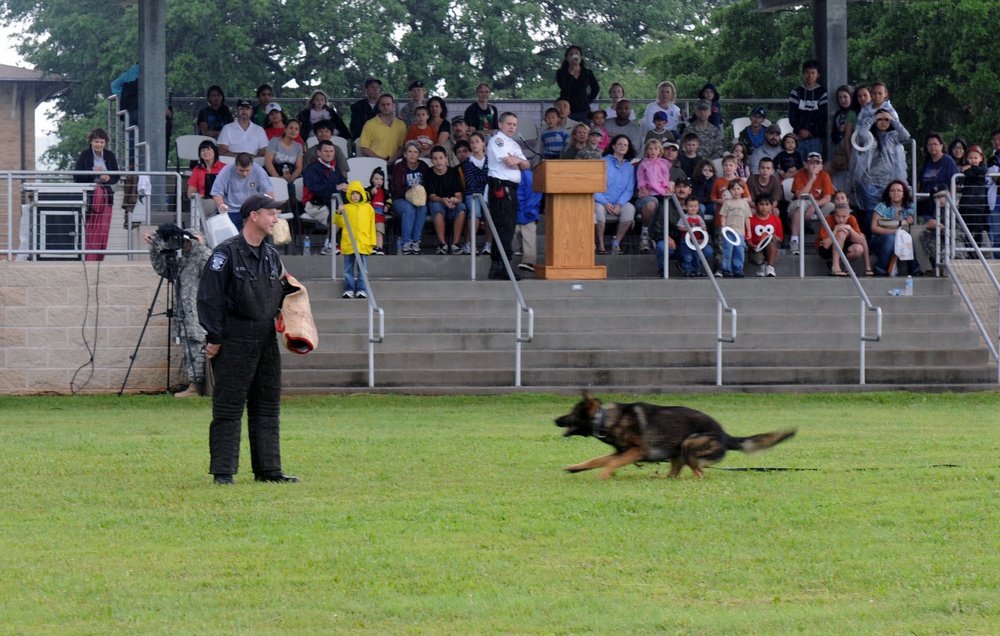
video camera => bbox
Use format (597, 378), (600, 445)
(155, 223), (195, 253)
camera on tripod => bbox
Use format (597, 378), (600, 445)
(155, 223), (195, 253)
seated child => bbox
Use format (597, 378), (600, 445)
(775, 133), (803, 181)
(817, 201), (871, 276)
(679, 132), (702, 177)
(588, 109), (610, 152)
(540, 107), (569, 160)
(644, 111), (676, 146)
(716, 179), (752, 277)
(676, 197), (713, 277)
(635, 139), (672, 252)
(691, 159), (717, 224)
(575, 129), (604, 160)
(960, 144), (990, 248)
(404, 105), (437, 156)
(747, 193), (783, 277)
(367, 167), (392, 255)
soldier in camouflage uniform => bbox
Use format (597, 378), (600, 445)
(144, 226), (212, 397)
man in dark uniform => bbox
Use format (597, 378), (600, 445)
(197, 193), (299, 485)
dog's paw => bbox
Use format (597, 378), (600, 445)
(565, 464), (586, 473)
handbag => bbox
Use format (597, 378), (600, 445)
(273, 218), (292, 245)
(831, 143), (849, 171)
(894, 227), (913, 261)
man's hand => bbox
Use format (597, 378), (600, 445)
(205, 343), (220, 359)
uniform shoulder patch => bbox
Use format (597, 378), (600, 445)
(209, 252), (228, 271)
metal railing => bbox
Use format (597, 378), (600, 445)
(800, 194), (883, 384)
(666, 193), (738, 386)
(932, 192), (1000, 382)
(334, 194), (386, 388)
(469, 193), (534, 387)
(3, 169), (184, 260)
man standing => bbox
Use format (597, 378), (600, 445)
(486, 112), (530, 280)
(360, 94), (407, 163)
(603, 99), (643, 152)
(218, 98), (269, 157)
(350, 77), (382, 140)
(398, 80), (426, 126)
(689, 99), (725, 160)
(211, 153), (274, 230)
(788, 59), (828, 161)
(197, 194), (299, 486)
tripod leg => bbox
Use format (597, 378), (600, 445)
(118, 275), (167, 396)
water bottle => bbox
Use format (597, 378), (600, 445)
(904, 275), (913, 296)
(302, 236), (311, 255)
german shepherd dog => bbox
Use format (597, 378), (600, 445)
(555, 392), (796, 480)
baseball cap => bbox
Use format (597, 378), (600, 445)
(750, 106), (766, 118)
(766, 124), (782, 134)
(236, 98), (253, 109)
(363, 77), (381, 88)
(663, 141), (680, 150)
(806, 151), (823, 162)
(264, 102), (282, 114)
(653, 111), (668, 122)
(675, 176), (693, 187)
(451, 115), (465, 125)
(408, 80), (425, 91)
(696, 99), (711, 110)
(588, 129), (603, 137)
(240, 193), (279, 219)
(967, 144), (984, 157)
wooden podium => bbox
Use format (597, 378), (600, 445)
(533, 160), (606, 280)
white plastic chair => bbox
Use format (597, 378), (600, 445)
(777, 118), (794, 137)
(330, 136), (350, 159)
(347, 157), (388, 186)
(782, 177), (794, 202)
(730, 117), (751, 143)
(176, 134), (214, 163)
(517, 118), (539, 141)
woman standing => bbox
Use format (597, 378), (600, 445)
(917, 131), (960, 269)
(556, 45), (600, 123)
(392, 141), (430, 254)
(849, 108), (911, 221)
(74, 128), (120, 261)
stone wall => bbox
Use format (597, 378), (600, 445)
(0, 261), (176, 394)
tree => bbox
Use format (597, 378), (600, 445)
(1, 0), (738, 166)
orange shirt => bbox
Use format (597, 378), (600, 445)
(816, 213), (861, 250)
(710, 176), (751, 202)
(791, 169), (834, 202)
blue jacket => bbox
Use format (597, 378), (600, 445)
(595, 154), (636, 207)
(517, 169), (542, 224)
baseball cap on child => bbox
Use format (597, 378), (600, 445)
(653, 111), (668, 122)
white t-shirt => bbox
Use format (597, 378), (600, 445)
(218, 121), (269, 154)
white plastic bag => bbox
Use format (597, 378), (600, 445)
(894, 227), (913, 261)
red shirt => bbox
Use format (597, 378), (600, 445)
(187, 161), (225, 196)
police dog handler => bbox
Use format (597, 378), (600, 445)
(197, 193), (299, 485)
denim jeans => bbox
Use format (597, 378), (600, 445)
(678, 242), (713, 273)
(721, 234), (745, 274)
(343, 253), (367, 294)
(396, 199), (427, 244)
(429, 200), (468, 222)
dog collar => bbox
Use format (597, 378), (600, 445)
(592, 407), (608, 438)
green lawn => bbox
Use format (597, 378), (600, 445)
(1, 392), (998, 635)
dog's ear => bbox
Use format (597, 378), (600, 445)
(583, 392), (600, 415)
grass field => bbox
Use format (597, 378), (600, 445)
(1, 392), (999, 635)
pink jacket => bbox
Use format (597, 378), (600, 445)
(636, 157), (672, 196)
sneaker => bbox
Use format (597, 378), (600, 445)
(335, 246), (341, 256)
(722, 270), (733, 278)
(790, 238), (800, 256)
(714, 270), (723, 278)
(461, 242), (472, 255)
(408, 241), (421, 255)
(733, 271), (744, 278)
(372, 246), (385, 255)
(480, 243), (492, 255)
(355, 290), (368, 299)
(450, 243), (462, 255)
(765, 265), (776, 277)
(518, 262), (535, 272)
(342, 291), (355, 299)
(756, 265), (766, 277)
(436, 243), (448, 255)
(638, 234), (651, 252)
(320, 244), (333, 256)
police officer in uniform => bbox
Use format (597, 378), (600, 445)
(197, 193), (299, 485)
(486, 112), (531, 280)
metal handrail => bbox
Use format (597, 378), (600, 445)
(4, 169), (184, 260)
(334, 194), (386, 388)
(665, 193), (737, 386)
(935, 192), (1000, 381)
(469, 193), (534, 387)
(802, 194), (883, 384)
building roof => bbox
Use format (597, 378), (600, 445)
(0, 63), (74, 102)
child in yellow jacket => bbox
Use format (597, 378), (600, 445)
(334, 180), (376, 299)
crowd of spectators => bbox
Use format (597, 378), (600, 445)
(165, 49), (998, 273)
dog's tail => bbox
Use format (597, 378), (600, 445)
(728, 429), (797, 454)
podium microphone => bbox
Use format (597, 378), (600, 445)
(515, 133), (539, 158)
